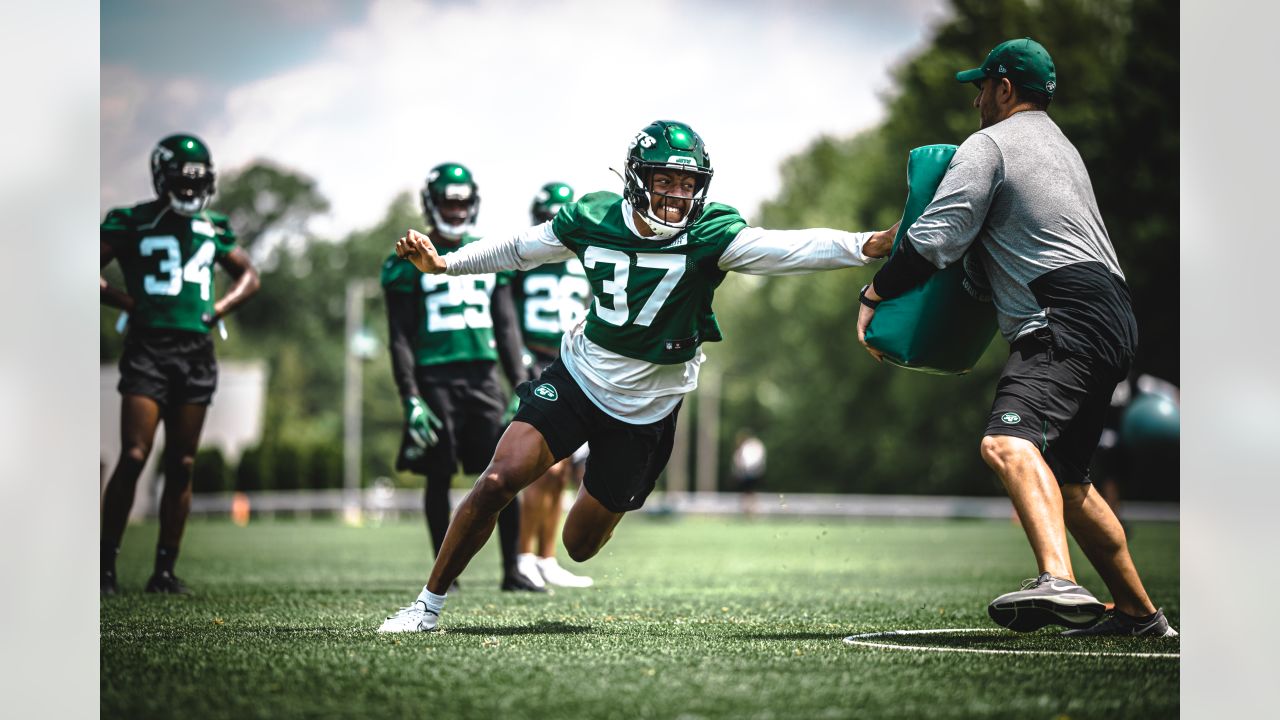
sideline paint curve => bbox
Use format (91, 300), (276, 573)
(841, 627), (1179, 659)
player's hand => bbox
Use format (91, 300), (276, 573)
(396, 229), (447, 274)
(404, 395), (443, 448)
(863, 221), (900, 259)
(856, 285), (885, 363)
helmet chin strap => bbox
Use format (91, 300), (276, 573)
(169, 193), (209, 216)
(640, 210), (684, 240)
(640, 188), (691, 240)
(429, 206), (470, 240)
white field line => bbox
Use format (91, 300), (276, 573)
(841, 628), (1180, 659)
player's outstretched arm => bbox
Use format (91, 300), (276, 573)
(212, 248), (260, 322)
(396, 228), (448, 274)
(401, 222), (576, 278)
(717, 222), (898, 276)
(99, 240), (133, 311)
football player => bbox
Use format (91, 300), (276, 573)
(381, 162), (541, 593)
(378, 120), (897, 632)
(511, 182), (594, 590)
(100, 133), (260, 594)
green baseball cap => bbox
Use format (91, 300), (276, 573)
(956, 37), (1056, 97)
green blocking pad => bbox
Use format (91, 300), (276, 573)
(864, 144), (998, 375)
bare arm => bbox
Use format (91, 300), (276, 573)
(212, 247), (260, 321)
(100, 240), (134, 311)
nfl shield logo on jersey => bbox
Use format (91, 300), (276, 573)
(534, 383), (558, 401)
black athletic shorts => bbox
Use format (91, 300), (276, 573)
(396, 361), (507, 476)
(985, 328), (1130, 484)
(117, 328), (217, 407)
(513, 358), (679, 513)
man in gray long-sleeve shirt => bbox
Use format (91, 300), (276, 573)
(857, 38), (1175, 638)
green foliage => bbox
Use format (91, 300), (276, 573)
(715, 0), (1177, 495)
(235, 445), (269, 492)
(102, 517), (1180, 719)
(191, 447), (231, 494)
(213, 162), (330, 259)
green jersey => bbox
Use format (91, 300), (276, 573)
(101, 200), (237, 334)
(515, 259), (590, 349)
(551, 191), (747, 364)
(381, 234), (513, 366)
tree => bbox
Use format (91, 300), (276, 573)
(211, 162), (330, 262)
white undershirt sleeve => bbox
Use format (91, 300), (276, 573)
(444, 221), (576, 276)
(716, 226), (874, 275)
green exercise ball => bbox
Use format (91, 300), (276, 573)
(1120, 392), (1179, 447)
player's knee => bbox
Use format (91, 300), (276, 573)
(165, 454), (197, 485)
(980, 434), (1030, 470)
(564, 536), (598, 563)
(473, 468), (520, 505)
(121, 442), (153, 466)
(562, 524), (609, 563)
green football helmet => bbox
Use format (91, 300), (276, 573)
(623, 120), (713, 239)
(151, 134), (216, 216)
(530, 181), (574, 224)
(422, 162), (480, 240)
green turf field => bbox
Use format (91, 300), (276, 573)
(101, 514), (1179, 719)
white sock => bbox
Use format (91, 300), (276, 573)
(416, 585), (447, 615)
(517, 552), (538, 565)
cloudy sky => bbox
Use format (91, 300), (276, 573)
(102, 0), (950, 239)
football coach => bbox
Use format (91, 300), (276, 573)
(856, 38), (1175, 637)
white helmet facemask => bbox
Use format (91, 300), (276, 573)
(428, 183), (476, 240)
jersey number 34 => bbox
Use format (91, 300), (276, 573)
(140, 236), (216, 300)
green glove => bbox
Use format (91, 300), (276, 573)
(404, 396), (443, 448)
(502, 394), (521, 425)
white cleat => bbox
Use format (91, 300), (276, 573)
(377, 600), (440, 633)
(515, 553), (548, 590)
(537, 557), (594, 588)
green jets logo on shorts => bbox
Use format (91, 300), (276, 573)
(534, 383), (558, 401)
(1001, 412), (1022, 425)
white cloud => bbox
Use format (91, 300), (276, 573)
(104, 0), (948, 237)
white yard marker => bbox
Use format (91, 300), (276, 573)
(842, 628), (1179, 659)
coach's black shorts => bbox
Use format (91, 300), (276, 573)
(513, 359), (679, 513)
(396, 361), (507, 477)
(985, 328), (1130, 484)
(117, 328), (218, 407)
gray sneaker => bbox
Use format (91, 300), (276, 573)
(988, 572), (1106, 632)
(1062, 608), (1179, 638)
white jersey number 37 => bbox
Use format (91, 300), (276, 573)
(583, 247), (684, 327)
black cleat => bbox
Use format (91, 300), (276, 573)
(501, 572), (548, 593)
(988, 572), (1105, 632)
(1062, 608), (1178, 637)
(145, 571), (191, 595)
(101, 570), (118, 596)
